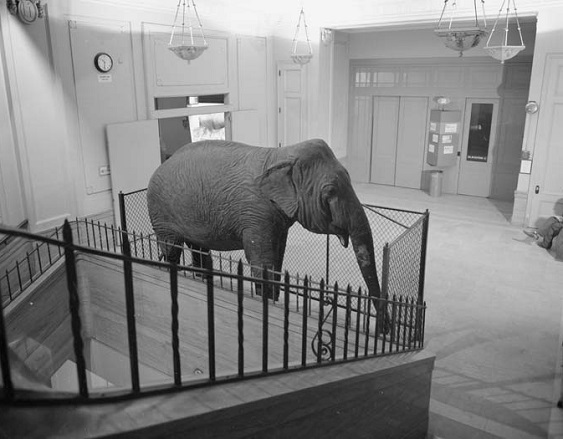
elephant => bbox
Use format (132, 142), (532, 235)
(147, 138), (387, 326)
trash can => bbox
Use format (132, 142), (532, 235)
(429, 170), (443, 197)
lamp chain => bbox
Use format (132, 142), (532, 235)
(192, 0), (207, 46)
(169, 0), (183, 45)
(291, 8), (312, 56)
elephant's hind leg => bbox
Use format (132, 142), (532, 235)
(186, 243), (211, 278)
(156, 235), (184, 265)
(242, 228), (284, 301)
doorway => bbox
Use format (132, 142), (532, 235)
(158, 113), (226, 163)
(277, 63), (306, 147)
(457, 98), (499, 197)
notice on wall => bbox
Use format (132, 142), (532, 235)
(443, 145), (454, 154)
(520, 159), (532, 174)
(430, 122), (437, 131)
(98, 74), (113, 83)
(432, 134), (439, 143)
(444, 123), (458, 133)
(442, 134), (453, 143)
(428, 143), (435, 153)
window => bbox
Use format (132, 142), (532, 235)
(466, 103), (493, 162)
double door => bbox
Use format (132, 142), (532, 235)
(369, 96), (428, 189)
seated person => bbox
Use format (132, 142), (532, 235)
(523, 216), (563, 249)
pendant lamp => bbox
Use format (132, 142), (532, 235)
(168, 0), (208, 62)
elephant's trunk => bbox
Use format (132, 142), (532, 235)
(349, 203), (390, 334)
(348, 205), (382, 299)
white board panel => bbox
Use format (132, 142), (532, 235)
(107, 120), (161, 226)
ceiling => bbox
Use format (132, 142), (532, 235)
(85, 0), (546, 37)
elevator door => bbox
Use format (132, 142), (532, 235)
(369, 96), (428, 188)
(457, 98), (499, 197)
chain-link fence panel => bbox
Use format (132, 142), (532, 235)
(383, 213), (428, 303)
(119, 190), (429, 305)
(119, 189), (153, 237)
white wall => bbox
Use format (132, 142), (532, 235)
(1, 4), (74, 230)
(0, 39), (26, 227)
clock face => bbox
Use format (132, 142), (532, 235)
(17, 0), (38, 25)
(94, 53), (113, 73)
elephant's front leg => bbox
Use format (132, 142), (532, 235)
(242, 228), (282, 300)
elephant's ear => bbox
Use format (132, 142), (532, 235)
(258, 161), (298, 218)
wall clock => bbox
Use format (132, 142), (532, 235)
(94, 53), (113, 73)
(17, 0), (39, 25)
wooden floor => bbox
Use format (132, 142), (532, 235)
(78, 254), (396, 390)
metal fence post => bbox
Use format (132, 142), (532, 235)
(418, 210), (430, 304)
(0, 283), (14, 401)
(63, 220), (89, 398)
(121, 229), (140, 393)
(325, 234), (330, 286)
(382, 243), (390, 300)
(118, 191), (127, 232)
(205, 256), (216, 382)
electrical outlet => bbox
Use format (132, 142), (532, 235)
(99, 165), (111, 176)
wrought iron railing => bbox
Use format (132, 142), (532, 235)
(0, 221), (426, 404)
(0, 219), (125, 307)
(0, 226), (65, 307)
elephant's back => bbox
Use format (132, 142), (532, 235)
(146, 140), (271, 245)
(151, 140), (269, 185)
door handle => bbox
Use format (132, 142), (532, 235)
(535, 185), (540, 194)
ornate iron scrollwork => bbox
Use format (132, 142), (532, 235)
(311, 295), (335, 361)
(311, 329), (334, 361)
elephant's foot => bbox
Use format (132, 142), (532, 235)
(377, 311), (391, 335)
(374, 302), (391, 335)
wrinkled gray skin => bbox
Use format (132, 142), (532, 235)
(147, 139), (384, 306)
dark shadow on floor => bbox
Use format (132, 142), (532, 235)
(487, 198), (514, 223)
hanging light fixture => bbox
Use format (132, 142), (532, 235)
(435, 0), (488, 57)
(484, 0), (525, 63)
(168, 0), (208, 62)
(291, 7), (313, 65)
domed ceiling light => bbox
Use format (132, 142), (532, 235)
(435, 0), (488, 57)
(291, 7), (313, 65)
(484, 0), (525, 63)
(168, 0), (208, 62)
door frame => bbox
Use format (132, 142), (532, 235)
(277, 62), (307, 147)
(457, 97), (500, 197)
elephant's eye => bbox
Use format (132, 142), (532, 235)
(323, 185), (337, 199)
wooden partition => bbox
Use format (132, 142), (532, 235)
(1, 350), (434, 439)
